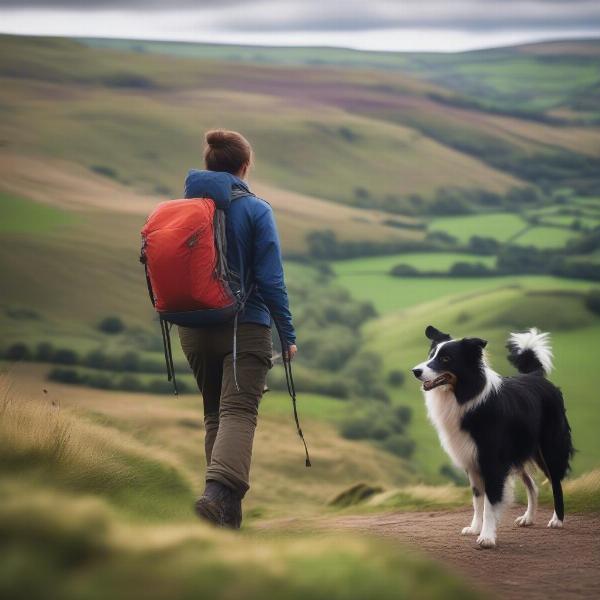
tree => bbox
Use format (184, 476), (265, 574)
(5, 343), (32, 361)
(98, 316), (125, 334)
(35, 342), (55, 362)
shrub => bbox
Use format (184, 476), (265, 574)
(381, 434), (415, 458)
(393, 405), (412, 427)
(340, 405), (412, 443)
(468, 236), (500, 255)
(338, 126), (360, 143)
(52, 348), (79, 365)
(102, 72), (156, 89)
(387, 370), (405, 387)
(344, 352), (389, 401)
(390, 264), (419, 277)
(48, 368), (82, 384)
(429, 189), (472, 215)
(448, 262), (496, 277)
(4, 307), (40, 320)
(90, 165), (118, 179)
(425, 230), (458, 245)
(4, 343), (32, 361)
(340, 416), (373, 440)
(35, 342), (55, 362)
(118, 375), (144, 392)
(147, 378), (188, 394)
(138, 358), (165, 374)
(551, 260), (600, 282)
(329, 483), (383, 507)
(119, 351), (140, 372)
(584, 289), (600, 316)
(84, 349), (109, 370)
(353, 186), (370, 200)
(98, 316), (125, 334)
(123, 328), (164, 352)
(85, 373), (114, 390)
(439, 464), (469, 485)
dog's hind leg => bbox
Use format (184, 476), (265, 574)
(462, 470), (484, 535)
(515, 470), (537, 527)
(536, 445), (566, 528)
(547, 476), (565, 528)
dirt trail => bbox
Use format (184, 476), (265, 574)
(259, 506), (600, 599)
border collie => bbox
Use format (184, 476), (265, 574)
(412, 325), (573, 549)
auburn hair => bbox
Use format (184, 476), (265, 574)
(204, 129), (253, 175)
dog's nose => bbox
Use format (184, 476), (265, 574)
(412, 368), (423, 378)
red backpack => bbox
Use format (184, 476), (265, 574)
(140, 191), (251, 394)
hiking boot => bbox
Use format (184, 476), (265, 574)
(194, 480), (242, 529)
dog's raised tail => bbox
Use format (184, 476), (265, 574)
(506, 328), (553, 376)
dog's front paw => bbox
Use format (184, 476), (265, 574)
(476, 534), (496, 548)
(514, 514), (534, 527)
(461, 526), (480, 535)
(547, 513), (563, 529)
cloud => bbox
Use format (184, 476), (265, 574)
(1, 0), (599, 33)
(217, 1), (600, 33)
(1, 1), (599, 52)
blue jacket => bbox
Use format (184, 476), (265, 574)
(184, 169), (296, 345)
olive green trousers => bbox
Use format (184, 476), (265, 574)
(178, 322), (272, 497)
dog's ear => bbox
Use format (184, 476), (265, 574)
(464, 337), (488, 349)
(425, 325), (451, 342)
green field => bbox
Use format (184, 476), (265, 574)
(332, 270), (594, 314)
(429, 213), (526, 243)
(355, 283), (600, 478)
(332, 253), (496, 275)
(539, 215), (600, 229)
(0, 192), (74, 233)
(513, 226), (580, 248)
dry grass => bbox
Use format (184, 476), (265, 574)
(5, 364), (413, 519)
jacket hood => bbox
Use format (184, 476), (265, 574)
(184, 169), (249, 209)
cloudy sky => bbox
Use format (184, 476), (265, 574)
(1, 1), (599, 52)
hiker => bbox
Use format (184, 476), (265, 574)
(178, 130), (297, 528)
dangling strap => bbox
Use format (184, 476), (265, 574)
(160, 317), (178, 395)
(230, 283), (256, 393)
(282, 343), (311, 468)
(232, 311), (240, 392)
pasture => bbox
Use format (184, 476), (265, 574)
(332, 252), (496, 275)
(0, 192), (74, 233)
(330, 269), (594, 314)
(354, 280), (600, 477)
(429, 213), (526, 243)
(513, 225), (580, 248)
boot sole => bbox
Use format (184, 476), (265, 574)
(194, 498), (222, 526)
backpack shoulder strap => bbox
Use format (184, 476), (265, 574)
(230, 187), (256, 201)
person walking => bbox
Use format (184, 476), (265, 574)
(178, 130), (296, 529)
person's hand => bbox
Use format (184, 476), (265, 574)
(284, 344), (297, 362)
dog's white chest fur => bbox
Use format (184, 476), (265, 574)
(425, 386), (478, 471)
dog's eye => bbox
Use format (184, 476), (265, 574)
(441, 356), (450, 363)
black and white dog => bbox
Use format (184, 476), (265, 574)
(412, 325), (573, 549)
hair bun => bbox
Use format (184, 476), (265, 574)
(205, 130), (228, 149)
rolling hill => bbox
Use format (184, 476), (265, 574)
(1, 32), (600, 482)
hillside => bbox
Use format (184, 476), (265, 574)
(1, 32), (600, 482)
(330, 262), (600, 477)
(0, 371), (478, 600)
(84, 37), (600, 121)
